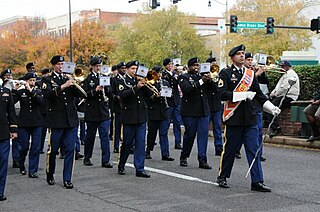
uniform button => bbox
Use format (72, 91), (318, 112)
(65, 103), (68, 105)
(29, 97), (31, 99)
(138, 101), (140, 103)
(63, 92), (65, 95)
(99, 99), (101, 101)
(30, 110), (32, 112)
(64, 97), (67, 100)
(201, 94), (203, 96)
(137, 96), (140, 99)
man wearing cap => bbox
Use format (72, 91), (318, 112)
(111, 62), (126, 153)
(12, 72), (45, 178)
(217, 44), (280, 192)
(267, 60), (299, 136)
(82, 56), (113, 168)
(162, 58), (182, 150)
(205, 57), (223, 156)
(26, 62), (36, 73)
(1, 69), (20, 168)
(145, 65), (174, 161)
(0, 81), (18, 201)
(39, 68), (51, 154)
(116, 60), (152, 178)
(178, 57), (213, 169)
(42, 55), (86, 189)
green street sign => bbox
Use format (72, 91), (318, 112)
(237, 22), (265, 29)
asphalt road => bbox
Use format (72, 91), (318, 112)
(1, 133), (320, 212)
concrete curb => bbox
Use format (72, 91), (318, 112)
(264, 136), (320, 149)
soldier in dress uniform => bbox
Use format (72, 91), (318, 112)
(1, 69), (20, 168)
(12, 72), (45, 178)
(162, 58), (182, 150)
(178, 57), (213, 169)
(117, 60), (152, 178)
(0, 83), (18, 201)
(82, 57), (113, 168)
(42, 55), (86, 189)
(145, 65), (174, 161)
(205, 57), (223, 156)
(111, 62), (126, 153)
(216, 44), (280, 192)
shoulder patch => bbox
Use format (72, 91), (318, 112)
(218, 79), (224, 87)
(118, 84), (124, 91)
(42, 83), (47, 89)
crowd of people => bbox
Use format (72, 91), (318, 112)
(1, 44), (318, 202)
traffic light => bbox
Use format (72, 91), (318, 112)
(266, 17), (274, 34)
(310, 17), (320, 34)
(173, 0), (178, 3)
(150, 0), (160, 9)
(230, 15), (238, 33)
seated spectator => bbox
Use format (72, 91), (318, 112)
(304, 87), (320, 142)
(266, 60), (300, 136)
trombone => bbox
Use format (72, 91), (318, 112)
(136, 70), (160, 95)
(255, 56), (285, 74)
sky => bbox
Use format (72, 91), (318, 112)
(0, 0), (236, 21)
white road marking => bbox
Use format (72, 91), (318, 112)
(124, 163), (219, 186)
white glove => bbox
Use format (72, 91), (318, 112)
(263, 100), (281, 115)
(246, 91), (256, 100)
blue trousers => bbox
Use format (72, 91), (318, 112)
(146, 120), (170, 157)
(0, 139), (10, 195)
(18, 127), (42, 173)
(257, 112), (263, 155)
(219, 125), (264, 183)
(119, 123), (146, 173)
(84, 120), (111, 163)
(180, 116), (210, 164)
(47, 127), (77, 182)
(113, 112), (121, 150)
(209, 110), (223, 148)
(165, 105), (182, 145)
(40, 114), (47, 152)
(79, 121), (86, 143)
(11, 137), (20, 161)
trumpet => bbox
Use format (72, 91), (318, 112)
(254, 56), (285, 74)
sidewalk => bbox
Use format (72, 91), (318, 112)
(265, 135), (320, 149)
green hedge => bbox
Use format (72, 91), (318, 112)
(267, 65), (320, 100)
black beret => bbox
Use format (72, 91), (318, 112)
(0, 69), (12, 78)
(22, 72), (37, 80)
(163, 58), (173, 66)
(279, 60), (292, 67)
(26, 62), (35, 70)
(153, 65), (163, 73)
(41, 68), (51, 75)
(111, 65), (117, 72)
(116, 62), (126, 69)
(50, 55), (65, 65)
(90, 57), (102, 66)
(206, 57), (216, 63)
(187, 57), (200, 67)
(228, 44), (246, 57)
(126, 60), (139, 68)
(245, 52), (253, 59)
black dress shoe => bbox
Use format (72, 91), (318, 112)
(260, 155), (266, 162)
(39, 150), (45, 154)
(113, 148), (119, 153)
(118, 167), (126, 175)
(162, 156), (174, 161)
(306, 135), (320, 142)
(20, 167), (26, 175)
(129, 147), (134, 154)
(251, 182), (271, 192)
(28, 173), (38, 178)
(136, 171), (151, 178)
(83, 159), (93, 166)
(215, 149), (222, 156)
(81, 140), (85, 145)
(12, 161), (20, 168)
(217, 176), (229, 188)
(64, 181), (74, 189)
(180, 158), (188, 167)
(75, 152), (84, 160)
(174, 144), (182, 150)
(102, 162), (113, 168)
(235, 152), (241, 159)
(145, 152), (152, 159)
(199, 163), (212, 169)
(46, 174), (55, 185)
(0, 194), (7, 201)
